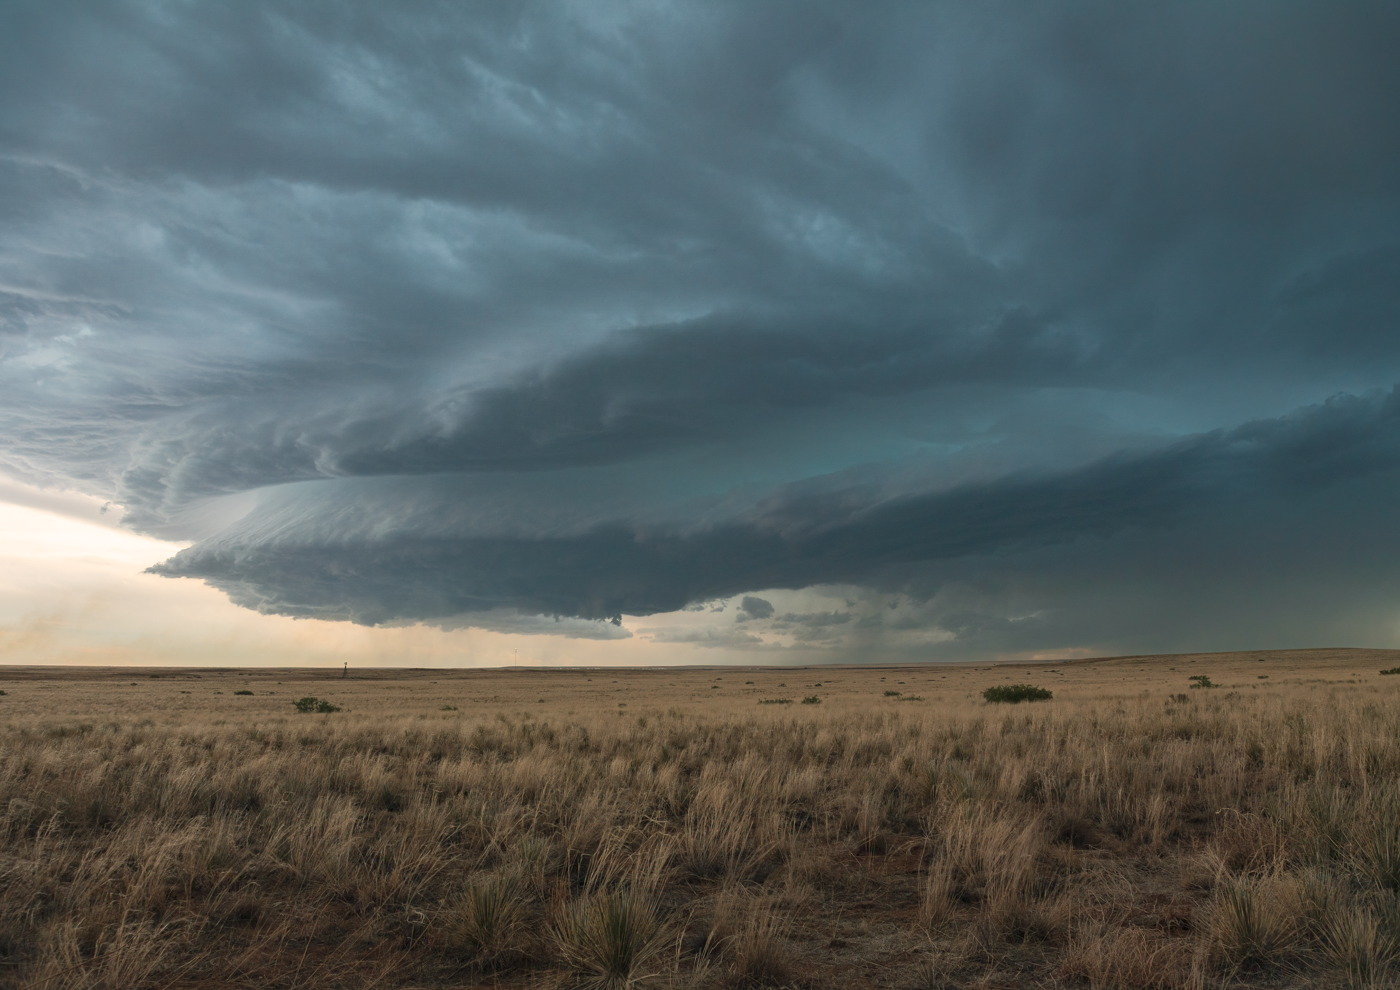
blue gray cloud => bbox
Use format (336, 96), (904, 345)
(3, 1), (1400, 658)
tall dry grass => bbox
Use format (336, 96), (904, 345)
(3, 679), (1400, 986)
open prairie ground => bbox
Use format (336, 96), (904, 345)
(4, 647), (1400, 989)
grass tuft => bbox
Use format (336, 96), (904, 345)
(725, 901), (794, 988)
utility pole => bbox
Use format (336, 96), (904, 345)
(342, 661), (347, 679)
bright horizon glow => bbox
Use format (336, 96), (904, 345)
(1, 481), (925, 667)
(0, 486), (621, 666)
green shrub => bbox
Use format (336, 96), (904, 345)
(758, 698), (793, 705)
(292, 696), (341, 713)
(1381, 668), (1400, 675)
(883, 690), (902, 697)
(982, 684), (1052, 704)
(1189, 675), (1214, 689)
(801, 696), (821, 705)
(233, 690), (254, 696)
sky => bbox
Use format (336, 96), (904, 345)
(3, 1), (1400, 666)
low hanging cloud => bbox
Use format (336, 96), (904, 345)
(4, 3), (1400, 657)
(406, 610), (631, 641)
(771, 612), (854, 630)
(148, 389), (1400, 635)
(735, 596), (775, 622)
(638, 626), (771, 650)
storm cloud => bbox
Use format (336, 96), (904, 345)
(4, 2), (1400, 658)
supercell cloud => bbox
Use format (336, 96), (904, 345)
(3, 2), (1400, 659)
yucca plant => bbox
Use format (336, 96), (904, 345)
(1320, 902), (1387, 988)
(454, 875), (530, 970)
(1362, 790), (1400, 891)
(552, 890), (667, 989)
(1209, 878), (1295, 972)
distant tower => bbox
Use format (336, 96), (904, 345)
(342, 661), (347, 679)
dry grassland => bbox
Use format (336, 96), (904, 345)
(3, 647), (1400, 989)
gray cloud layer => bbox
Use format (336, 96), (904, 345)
(150, 389), (1400, 625)
(3, 2), (1399, 656)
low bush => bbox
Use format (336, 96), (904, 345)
(982, 684), (1053, 704)
(292, 696), (341, 713)
(758, 698), (793, 705)
(1381, 668), (1400, 675)
(233, 690), (253, 696)
(801, 696), (821, 705)
(1189, 675), (1214, 689)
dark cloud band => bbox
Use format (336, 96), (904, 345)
(148, 388), (1400, 626)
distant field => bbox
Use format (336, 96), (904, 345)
(3, 647), (1400, 988)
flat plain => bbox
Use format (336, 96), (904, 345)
(3, 647), (1400, 989)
